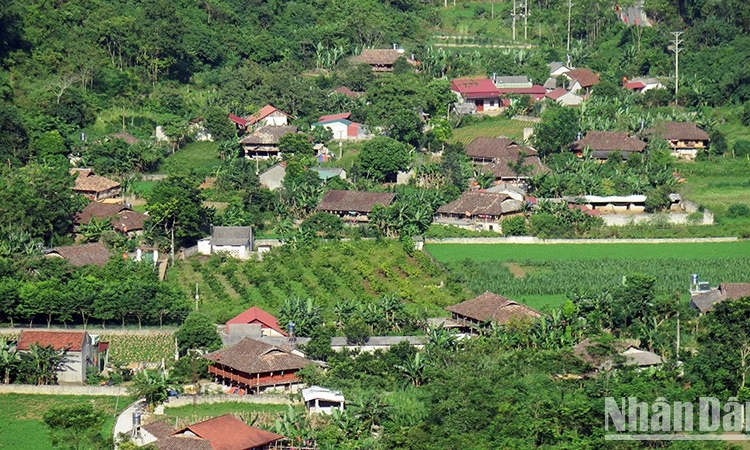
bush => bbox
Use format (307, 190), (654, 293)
(727, 204), (750, 218)
(733, 140), (750, 158)
(501, 216), (527, 236)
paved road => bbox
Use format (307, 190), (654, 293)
(113, 400), (142, 447)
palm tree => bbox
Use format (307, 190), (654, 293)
(25, 343), (66, 385)
(0, 339), (19, 384)
(395, 352), (427, 387)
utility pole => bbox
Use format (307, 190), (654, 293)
(669, 31), (683, 103)
(566, 0), (573, 55)
(512, 0), (517, 42)
(524, 0), (528, 41)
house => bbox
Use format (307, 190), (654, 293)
(228, 114), (248, 133)
(16, 330), (102, 384)
(435, 191), (524, 233)
(317, 190), (396, 223)
(645, 122), (710, 160)
(197, 226), (253, 260)
(226, 307), (286, 336)
(350, 48), (417, 72)
(302, 386), (345, 415)
(76, 201), (148, 235)
(310, 167), (347, 182)
(149, 414), (284, 450)
(564, 68), (600, 95)
(465, 137), (531, 164)
(573, 338), (661, 371)
(446, 291), (542, 333)
(690, 283), (750, 314)
(246, 104), (292, 127)
(70, 169), (121, 200)
(492, 76), (547, 102)
(622, 347), (663, 367)
(624, 77), (664, 93)
(107, 132), (139, 145)
(560, 194), (648, 213)
(570, 131), (647, 160)
(259, 162), (286, 190)
(329, 335), (426, 353)
(546, 87), (583, 106)
(548, 62), (571, 77)
(312, 112), (370, 140)
(204, 337), (312, 393)
(451, 78), (501, 113)
(46, 242), (111, 267)
(187, 117), (213, 142)
(331, 86), (361, 98)
(464, 137), (549, 184)
(240, 125), (298, 160)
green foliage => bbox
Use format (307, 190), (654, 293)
(128, 370), (169, 409)
(501, 215), (528, 236)
(532, 106), (580, 157)
(175, 311), (221, 354)
(43, 403), (105, 450)
(146, 174), (211, 247)
(279, 133), (314, 156)
(300, 212), (343, 238)
(344, 318), (370, 345)
(357, 137), (412, 182)
(728, 203), (750, 218)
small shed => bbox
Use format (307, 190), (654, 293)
(302, 386), (345, 414)
(197, 226), (253, 260)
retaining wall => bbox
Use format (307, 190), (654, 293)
(163, 394), (294, 407)
(0, 384), (126, 396)
(424, 236), (739, 245)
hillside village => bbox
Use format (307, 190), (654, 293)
(2, 0), (750, 448)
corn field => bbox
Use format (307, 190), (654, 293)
(99, 332), (176, 364)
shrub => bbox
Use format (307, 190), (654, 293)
(501, 216), (527, 236)
(727, 204), (750, 218)
(733, 140), (750, 158)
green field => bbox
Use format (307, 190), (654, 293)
(158, 402), (294, 430)
(156, 141), (221, 177)
(0, 394), (125, 450)
(451, 117), (535, 145)
(677, 159), (750, 219)
(427, 241), (750, 311)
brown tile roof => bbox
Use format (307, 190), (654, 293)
(152, 436), (213, 450)
(239, 126), (298, 145)
(437, 192), (514, 217)
(317, 190), (396, 213)
(70, 169), (121, 194)
(571, 131), (647, 153)
(332, 86), (360, 97)
(546, 87), (570, 100)
(446, 291), (542, 324)
(112, 210), (148, 233)
(465, 137), (533, 160)
(481, 154), (549, 179)
(174, 414), (283, 450)
(76, 202), (129, 225)
(204, 338), (311, 375)
(565, 68), (600, 88)
(142, 421), (175, 440)
(17, 330), (88, 352)
(47, 242), (111, 267)
(351, 49), (404, 66)
(691, 283), (750, 313)
(647, 122), (710, 141)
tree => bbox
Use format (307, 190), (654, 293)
(175, 311), (221, 354)
(0, 104), (29, 165)
(146, 174), (210, 251)
(0, 338), (19, 384)
(128, 370), (169, 410)
(202, 106), (237, 142)
(387, 109), (422, 147)
(278, 297), (322, 337)
(18, 343), (66, 385)
(532, 106), (580, 157)
(300, 212), (343, 238)
(44, 403), (105, 450)
(358, 137), (412, 182)
(279, 133), (314, 156)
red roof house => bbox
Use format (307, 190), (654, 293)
(226, 307), (286, 336)
(496, 85), (548, 101)
(564, 68), (600, 94)
(451, 78), (501, 113)
(17, 331), (99, 384)
(165, 414), (283, 450)
(246, 104), (292, 127)
(318, 112), (351, 123)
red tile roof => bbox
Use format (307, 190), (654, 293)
(175, 414), (283, 450)
(317, 190), (396, 214)
(47, 242), (111, 267)
(496, 85), (548, 97)
(623, 81), (646, 90)
(247, 104), (291, 125)
(565, 69), (600, 88)
(451, 78), (501, 99)
(17, 330), (88, 352)
(228, 114), (247, 127)
(447, 291), (542, 324)
(204, 338), (312, 375)
(546, 87), (569, 100)
(318, 112), (351, 123)
(332, 86), (359, 97)
(226, 307), (286, 335)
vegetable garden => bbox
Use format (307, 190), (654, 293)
(173, 240), (471, 322)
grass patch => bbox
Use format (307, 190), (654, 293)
(677, 159), (750, 220)
(156, 141), (220, 177)
(451, 116), (535, 145)
(132, 180), (158, 198)
(0, 394), (126, 449)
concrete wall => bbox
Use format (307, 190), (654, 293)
(424, 237), (738, 245)
(163, 394), (294, 407)
(0, 384), (126, 396)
